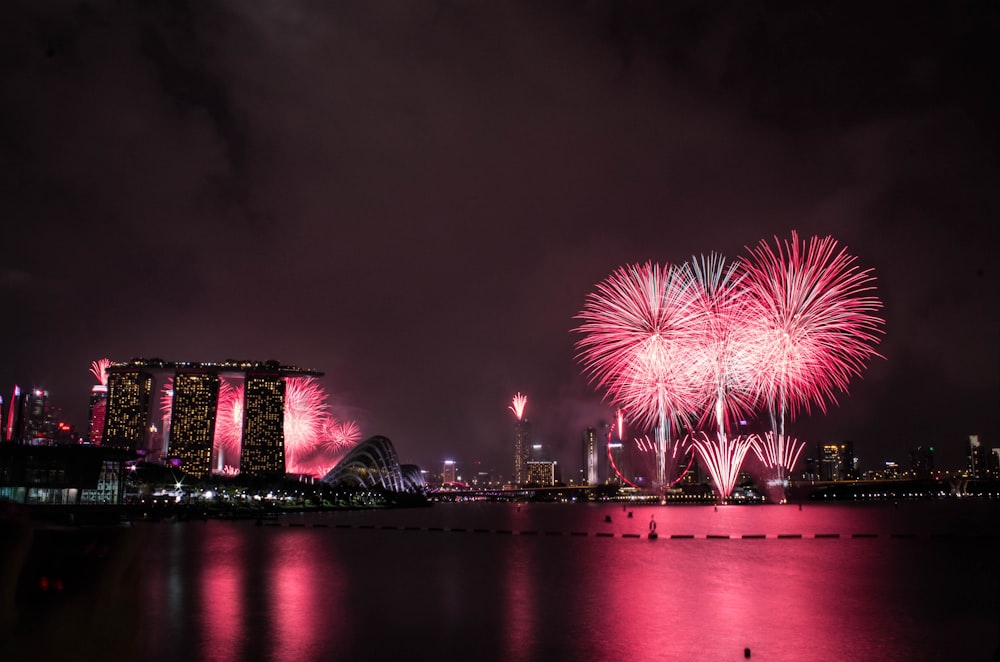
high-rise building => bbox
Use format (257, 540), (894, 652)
(240, 372), (285, 477)
(103, 371), (153, 451)
(910, 445), (934, 478)
(513, 419), (530, 486)
(525, 460), (556, 487)
(167, 371), (220, 479)
(819, 444), (840, 481)
(5, 386), (22, 442)
(968, 435), (985, 478)
(24, 389), (48, 442)
(582, 427), (598, 486)
(441, 459), (457, 483)
(88, 385), (108, 445)
(839, 442), (857, 480)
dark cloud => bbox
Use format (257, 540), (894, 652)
(1, 1), (997, 474)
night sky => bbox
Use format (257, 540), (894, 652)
(2, 2), (997, 475)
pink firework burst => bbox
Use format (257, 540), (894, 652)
(509, 393), (527, 421)
(284, 377), (331, 456)
(574, 262), (705, 490)
(90, 358), (111, 386)
(212, 379), (244, 469)
(742, 231), (884, 434)
(327, 419), (361, 448)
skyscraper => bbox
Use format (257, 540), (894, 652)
(23, 389), (48, 442)
(582, 426), (598, 485)
(240, 372), (285, 477)
(103, 371), (153, 451)
(513, 418), (530, 486)
(167, 370), (220, 479)
(5, 386), (22, 442)
(88, 385), (108, 445)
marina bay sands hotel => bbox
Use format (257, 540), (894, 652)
(102, 358), (322, 479)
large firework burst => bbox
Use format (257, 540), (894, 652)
(574, 261), (704, 489)
(575, 234), (884, 500)
(742, 231), (884, 481)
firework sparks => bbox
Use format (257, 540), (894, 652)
(509, 393), (527, 421)
(751, 432), (806, 482)
(742, 231), (884, 432)
(689, 431), (755, 500)
(574, 262), (704, 489)
(90, 358), (111, 386)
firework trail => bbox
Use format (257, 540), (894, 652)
(574, 262), (704, 490)
(90, 358), (111, 386)
(509, 393), (527, 420)
(631, 434), (694, 488)
(689, 431), (755, 499)
(751, 432), (806, 483)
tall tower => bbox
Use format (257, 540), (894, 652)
(5, 386), (22, 442)
(24, 389), (48, 441)
(509, 393), (529, 487)
(240, 372), (286, 477)
(167, 370), (220, 479)
(103, 371), (153, 451)
(583, 427), (598, 485)
(88, 386), (108, 445)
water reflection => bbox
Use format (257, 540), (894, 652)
(135, 502), (999, 662)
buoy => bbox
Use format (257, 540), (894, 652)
(744, 647), (751, 658)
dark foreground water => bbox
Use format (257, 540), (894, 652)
(131, 501), (998, 662)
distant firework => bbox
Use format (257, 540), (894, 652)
(160, 375), (360, 479)
(90, 358), (111, 386)
(213, 379), (244, 461)
(574, 233), (884, 500)
(616, 409), (624, 441)
(509, 393), (527, 421)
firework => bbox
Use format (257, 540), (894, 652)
(575, 235), (884, 499)
(509, 393), (527, 420)
(90, 358), (111, 386)
(742, 231), (884, 433)
(160, 374), (360, 479)
(212, 379), (244, 470)
(689, 431), (755, 499)
(741, 231), (883, 483)
(751, 432), (806, 482)
(574, 262), (704, 489)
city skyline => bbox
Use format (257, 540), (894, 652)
(1, 3), (997, 474)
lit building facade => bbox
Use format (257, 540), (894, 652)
(5, 386), (23, 442)
(513, 419), (530, 486)
(88, 385), (108, 445)
(168, 371), (220, 479)
(240, 372), (285, 477)
(582, 427), (598, 485)
(526, 460), (556, 487)
(103, 370), (153, 451)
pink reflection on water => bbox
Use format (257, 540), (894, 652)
(200, 537), (245, 657)
(503, 539), (537, 661)
(268, 530), (334, 662)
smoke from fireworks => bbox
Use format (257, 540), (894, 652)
(509, 393), (527, 421)
(90, 358), (111, 386)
